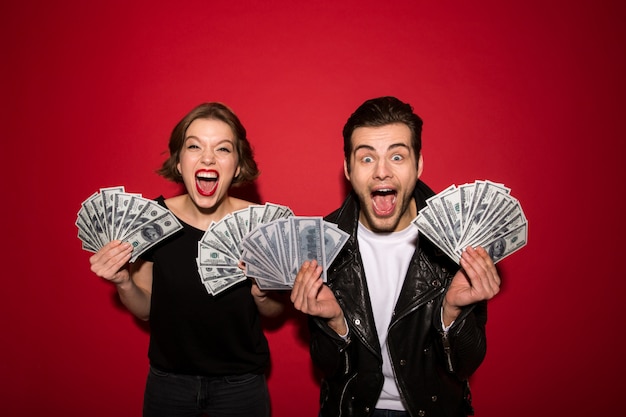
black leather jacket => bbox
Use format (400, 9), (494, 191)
(310, 181), (487, 417)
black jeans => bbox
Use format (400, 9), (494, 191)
(143, 366), (270, 417)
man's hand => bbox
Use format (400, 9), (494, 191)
(443, 246), (501, 326)
(290, 260), (347, 335)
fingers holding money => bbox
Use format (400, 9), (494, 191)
(290, 260), (343, 323)
(460, 246), (501, 298)
(89, 240), (132, 283)
(291, 260), (323, 312)
(291, 260), (320, 301)
(445, 246), (501, 314)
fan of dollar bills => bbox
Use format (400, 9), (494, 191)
(412, 180), (528, 264)
(197, 202), (293, 295)
(197, 204), (350, 295)
(76, 186), (183, 262)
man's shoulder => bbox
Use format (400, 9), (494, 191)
(324, 206), (342, 223)
(414, 180), (436, 204)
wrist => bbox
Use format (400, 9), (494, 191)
(442, 299), (461, 327)
(327, 313), (347, 336)
(114, 276), (133, 291)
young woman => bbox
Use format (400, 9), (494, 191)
(89, 102), (283, 417)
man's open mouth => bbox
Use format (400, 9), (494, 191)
(371, 188), (397, 216)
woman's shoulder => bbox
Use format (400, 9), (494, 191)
(229, 196), (258, 211)
(159, 194), (176, 208)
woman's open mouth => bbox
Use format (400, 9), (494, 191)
(196, 169), (219, 196)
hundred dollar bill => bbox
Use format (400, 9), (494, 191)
(116, 195), (149, 239)
(76, 220), (99, 252)
(248, 205), (266, 231)
(413, 208), (460, 262)
(459, 181), (510, 245)
(413, 180), (527, 264)
(199, 221), (233, 257)
(124, 199), (171, 238)
(481, 222), (528, 263)
(88, 191), (110, 242)
(223, 214), (243, 251)
(204, 276), (247, 296)
(248, 264), (292, 291)
(207, 217), (240, 259)
(127, 212), (183, 262)
(323, 222), (350, 269)
(240, 227), (283, 277)
(258, 221), (285, 274)
(274, 218), (294, 282)
(458, 182), (476, 234)
(197, 243), (239, 267)
(464, 194), (516, 247)
(426, 185), (458, 248)
(290, 217), (326, 280)
(111, 192), (137, 240)
(232, 207), (251, 238)
(100, 186), (125, 240)
(261, 203), (280, 223)
(439, 186), (462, 245)
(476, 205), (527, 246)
(198, 265), (243, 282)
(76, 205), (103, 249)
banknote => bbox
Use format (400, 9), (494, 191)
(197, 202), (295, 295)
(76, 186), (183, 262)
(241, 216), (349, 291)
(198, 205), (349, 294)
(412, 180), (527, 264)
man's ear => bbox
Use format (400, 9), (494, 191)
(343, 159), (351, 181)
(417, 153), (424, 178)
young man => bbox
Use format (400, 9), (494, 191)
(290, 96), (501, 417)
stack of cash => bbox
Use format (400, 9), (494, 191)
(412, 180), (528, 264)
(76, 186), (183, 262)
(197, 204), (350, 295)
(240, 216), (349, 291)
(197, 202), (294, 295)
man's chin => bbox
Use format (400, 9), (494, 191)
(363, 212), (399, 233)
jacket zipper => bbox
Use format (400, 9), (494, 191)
(441, 330), (454, 372)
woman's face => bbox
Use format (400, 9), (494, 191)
(177, 118), (240, 210)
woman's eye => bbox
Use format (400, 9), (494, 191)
(217, 147), (232, 153)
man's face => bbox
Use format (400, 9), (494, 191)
(344, 123), (423, 233)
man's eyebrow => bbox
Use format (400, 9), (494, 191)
(353, 144), (376, 153)
(353, 143), (410, 153)
(387, 143), (410, 151)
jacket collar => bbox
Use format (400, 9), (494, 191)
(326, 181), (457, 355)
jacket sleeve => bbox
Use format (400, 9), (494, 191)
(309, 315), (353, 378)
(433, 298), (488, 380)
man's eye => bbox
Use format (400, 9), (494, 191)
(362, 156), (373, 163)
(391, 154), (403, 161)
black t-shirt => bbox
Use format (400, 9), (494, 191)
(143, 196), (270, 376)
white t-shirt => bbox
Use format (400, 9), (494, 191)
(357, 222), (418, 411)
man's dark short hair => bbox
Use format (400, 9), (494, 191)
(342, 96), (423, 171)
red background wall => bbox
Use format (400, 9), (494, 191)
(3, 1), (625, 416)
